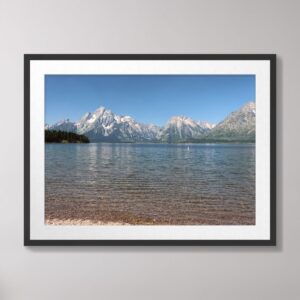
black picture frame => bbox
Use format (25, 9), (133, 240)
(24, 54), (276, 246)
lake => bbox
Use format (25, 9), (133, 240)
(45, 143), (255, 225)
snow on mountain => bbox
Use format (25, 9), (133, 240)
(196, 121), (216, 130)
(46, 102), (255, 143)
(49, 106), (160, 142)
(76, 107), (116, 137)
(206, 102), (256, 141)
(159, 116), (214, 143)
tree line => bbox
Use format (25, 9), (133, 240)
(45, 130), (90, 143)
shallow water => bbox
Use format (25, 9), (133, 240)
(45, 143), (255, 225)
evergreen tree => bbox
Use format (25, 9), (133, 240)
(45, 130), (90, 143)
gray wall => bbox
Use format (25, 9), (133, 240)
(0, 0), (298, 299)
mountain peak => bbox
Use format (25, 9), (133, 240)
(121, 115), (134, 122)
(167, 116), (214, 129)
(244, 101), (255, 107)
(168, 115), (192, 124)
(241, 101), (256, 112)
(236, 101), (256, 118)
(207, 101), (256, 141)
(94, 106), (106, 114)
(160, 115), (214, 142)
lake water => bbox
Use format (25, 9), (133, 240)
(45, 143), (255, 225)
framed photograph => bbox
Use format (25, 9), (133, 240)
(24, 54), (276, 246)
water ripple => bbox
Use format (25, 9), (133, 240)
(45, 143), (255, 225)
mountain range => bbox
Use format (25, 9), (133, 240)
(46, 102), (255, 143)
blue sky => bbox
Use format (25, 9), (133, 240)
(45, 75), (255, 126)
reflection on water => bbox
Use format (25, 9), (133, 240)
(45, 143), (255, 225)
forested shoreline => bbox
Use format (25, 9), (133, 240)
(45, 130), (90, 143)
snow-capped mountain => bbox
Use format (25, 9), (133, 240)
(205, 102), (256, 141)
(47, 102), (255, 143)
(48, 107), (160, 142)
(159, 116), (215, 143)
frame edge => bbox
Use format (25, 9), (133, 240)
(24, 55), (31, 246)
(24, 54), (277, 246)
